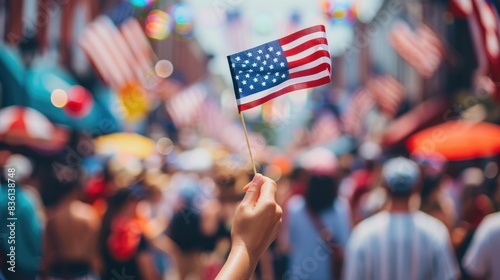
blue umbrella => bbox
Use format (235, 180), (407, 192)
(25, 65), (122, 134)
(0, 44), (26, 107)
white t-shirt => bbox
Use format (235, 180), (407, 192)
(462, 212), (500, 279)
(286, 196), (352, 280)
(344, 211), (459, 280)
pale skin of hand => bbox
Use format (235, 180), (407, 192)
(215, 174), (283, 280)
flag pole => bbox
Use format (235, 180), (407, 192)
(239, 112), (257, 174)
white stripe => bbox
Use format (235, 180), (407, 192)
(237, 69), (330, 105)
(281, 31), (327, 51)
(396, 217), (404, 280)
(289, 56), (331, 74)
(80, 26), (123, 88)
(93, 17), (134, 86)
(286, 44), (329, 63)
(99, 17), (137, 84)
(120, 19), (154, 78)
(411, 220), (420, 280)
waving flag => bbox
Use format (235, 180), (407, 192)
(227, 25), (332, 112)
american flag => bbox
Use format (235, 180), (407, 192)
(165, 84), (206, 127)
(227, 25), (332, 112)
(79, 11), (156, 91)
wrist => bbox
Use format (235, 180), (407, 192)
(229, 245), (259, 271)
(216, 245), (258, 280)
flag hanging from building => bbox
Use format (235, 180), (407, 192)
(227, 25), (332, 112)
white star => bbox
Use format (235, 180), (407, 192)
(238, 70), (243, 74)
(280, 62), (285, 67)
(269, 65), (274, 70)
(245, 74), (250, 78)
(272, 78), (277, 83)
(245, 60), (249, 64)
(268, 47), (274, 51)
(276, 51), (282, 56)
(260, 67), (264, 71)
(242, 64), (246, 67)
(249, 69), (254, 73)
(232, 63), (236, 68)
(236, 56), (241, 61)
(256, 73), (260, 76)
(256, 56), (261, 61)
(265, 54), (270, 59)
(252, 63), (257, 67)
(262, 82), (266, 86)
(235, 75), (239, 80)
(250, 85), (254, 89)
(258, 49), (263, 54)
(242, 80), (247, 85)
(281, 74), (286, 78)
(253, 78), (258, 82)
(275, 72), (280, 76)
(264, 75), (269, 80)
(247, 52), (252, 57)
(239, 88), (242, 93)
(262, 61), (267, 65)
(273, 58), (278, 63)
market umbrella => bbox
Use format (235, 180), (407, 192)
(94, 133), (155, 159)
(0, 106), (68, 153)
(25, 65), (121, 134)
(407, 120), (500, 160)
(0, 44), (26, 107)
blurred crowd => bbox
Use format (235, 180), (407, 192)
(1, 136), (500, 280)
(1, 0), (500, 279)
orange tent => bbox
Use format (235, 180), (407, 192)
(407, 121), (500, 160)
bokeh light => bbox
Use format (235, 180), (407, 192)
(155, 60), (174, 78)
(130, 0), (154, 8)
(320, 0), (357, 24)
(64, 86), (93, 118)
(156, 137), (174, 155)
(119, 83), (149, 121)
(168, 4), (194, 39)
(51, 89), (68, 108)
(145, 10), (174, 40)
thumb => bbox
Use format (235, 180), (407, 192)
(241, 173), (263, 206)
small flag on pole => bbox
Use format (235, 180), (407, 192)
(227, 25), (332, 112)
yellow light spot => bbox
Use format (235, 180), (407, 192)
(51, 89), (68, 108)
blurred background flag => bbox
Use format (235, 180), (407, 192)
(227, 25), (332, 112)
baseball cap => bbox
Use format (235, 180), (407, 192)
(382, 157), (420, 194)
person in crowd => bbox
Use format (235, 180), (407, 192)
(0, 152), (43, 280)
(453, 168), (495, 273)
(462, 211), (500, 280)
(99, 185), (159, 280)
(286, 148), (352, 280)
(343, 157), (459, 280)
(40, 164), (101, 280)
(166, 173), (228, 279)
(415, 153), (456, 231)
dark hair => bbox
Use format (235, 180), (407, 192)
(38, 163), (82, 207)
(305, 174), (338, 214)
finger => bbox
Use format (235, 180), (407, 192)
(257, 176), (278, 203)
(241, 173), (264, 205)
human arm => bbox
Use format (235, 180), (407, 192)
(462, 216), (494, 280)
(215, 174), (282, 280)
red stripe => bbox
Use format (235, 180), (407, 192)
(283, 37), (328, 57)
(287, 50), (331, 69)
(279, 25), (326, 46)
(238, 76), (331, 112)
(289, 63), (331, 79)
